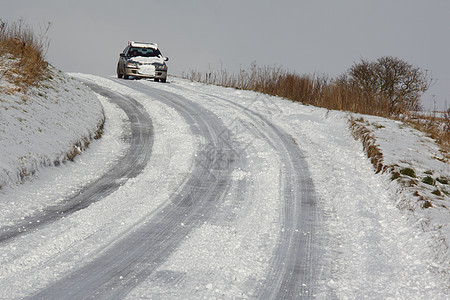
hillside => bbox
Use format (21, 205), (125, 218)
(0, 59), (104, 190)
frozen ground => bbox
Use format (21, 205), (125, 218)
(0, 72), (448, 299)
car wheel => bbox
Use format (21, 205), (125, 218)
(123, 74), (129, 79)
(117, 65), (123, 78)
(154, 78), (160, 82)
(161, 78), (167, 83)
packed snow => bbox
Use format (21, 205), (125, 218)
(0, 70), (448, 298)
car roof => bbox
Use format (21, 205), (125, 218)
(129, 41), (158, 49)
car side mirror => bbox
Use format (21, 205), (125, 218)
(120, 53), (125, 57)
(164, 57), (169, 61)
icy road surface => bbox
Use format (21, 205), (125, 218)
(0, 75), (446, 299)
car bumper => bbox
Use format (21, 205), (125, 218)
(124, 67), (167, 79)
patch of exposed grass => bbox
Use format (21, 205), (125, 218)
(422, 200), (433, 209)
(391, 171), (401, 181)
(437, 177), (449, 184)
(422, 176), (436, 186)
(431, 189), (442, 196)
(372, 123), (385, 129)
(400, 167), (416, 178)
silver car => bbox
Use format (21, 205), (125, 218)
(117, 41), (169, 82)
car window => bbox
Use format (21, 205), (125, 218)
(128, 47), (161, 58)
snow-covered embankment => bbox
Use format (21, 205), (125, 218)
(0, 65), (104, 190)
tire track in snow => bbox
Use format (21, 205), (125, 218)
(166, 86), (332, 299)
(0, 84), (153, 244)
(24, 78), (330, 298)
(31, 81), (245, 299)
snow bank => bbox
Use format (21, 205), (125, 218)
(0, 64), (104, 190)
(350, 114), (450, 286)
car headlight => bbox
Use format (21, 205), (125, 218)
(154, 63), (167, 71)
(127, 61), (139, 68)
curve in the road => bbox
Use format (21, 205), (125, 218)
(27, 79), (330, 299)
(31, 81), (246, 299)
(167, 85), (333, 299)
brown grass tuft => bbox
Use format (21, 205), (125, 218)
(0, 19), (51, 93)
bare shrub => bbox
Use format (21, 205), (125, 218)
(348, 56), (433, 115)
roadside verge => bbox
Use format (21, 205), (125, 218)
(0, 65), (105, 190)
(349, 115), (449, 286)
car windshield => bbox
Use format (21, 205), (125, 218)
(128, 47), (161, 58)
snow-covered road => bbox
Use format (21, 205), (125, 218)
(0, 75), (447, 299)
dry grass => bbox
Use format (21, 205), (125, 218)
(184, 63), (449, 154)
(185, 63), (394, 116)
(0, 19), (51, 93)
(408, 110), (450, 155)
(349, 117), (384, 173)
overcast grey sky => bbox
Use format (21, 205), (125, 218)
(3, 0), (449, 109)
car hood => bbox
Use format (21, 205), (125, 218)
(131, 56), (165, 65)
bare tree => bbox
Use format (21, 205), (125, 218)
(348, 56), (433, 114)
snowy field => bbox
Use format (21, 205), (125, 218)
(0, 71), (448, 298)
